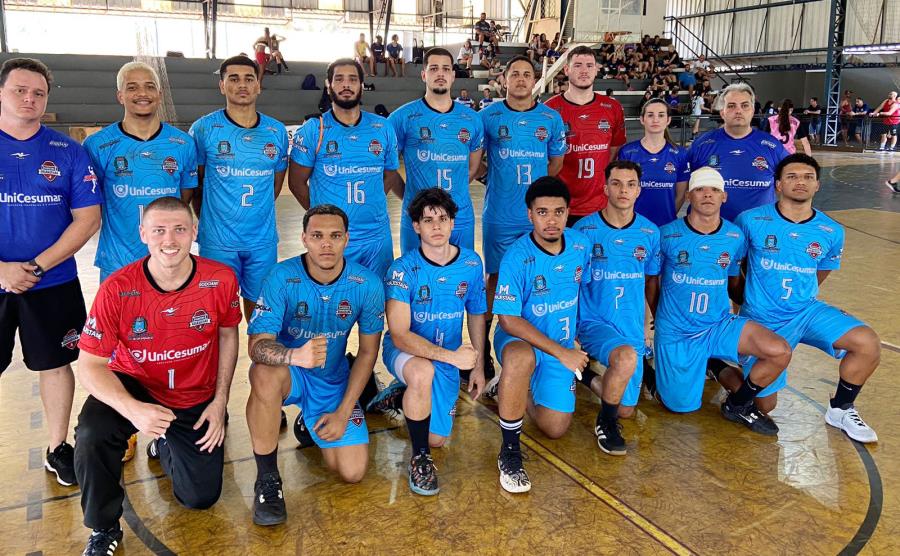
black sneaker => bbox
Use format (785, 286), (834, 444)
(293, 410), (315, 449)
(595, 417), (626, 456)
(886, 180), (900, 193)
(45, 441), (77, 486)
(497, 444), (530, 493)
(253, 471), (286, 526)
(642, 357), (659, 401)
(280, 409), (287, 430)
(721, 397), (779, 436)
(82, 525), (123, 556)
(146, 437), (166, 460)
(408, 451), (439, 496)
(484, 337), (496, 380)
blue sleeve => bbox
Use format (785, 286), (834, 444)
(465, 257), (488, 315)
(383, 124), (400, 171)
(247, 267), (286, 336)
(729, 231), (747, 277)
(677, 149), (690, 182)
(188, 119), (206, 167)
(820, 227), (844, 271)
(180, 140), (199, 190)
(388, 110), (406, 150)
(470, 113), (485, 152)
(70, 146), (102, 209)
(549, 111), (567, 157)
(276, 125), (289, 173)
(290, 118), (319, 167)
(384, 259), (413, 304)
(493, 250), (525, 317)
(359, 279), (386, 335)
(687, 141), (703, 171)
(646, 231), (661, 276)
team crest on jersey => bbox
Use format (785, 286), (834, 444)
(752, 156), (769, 171)
(417, 285), (432, 303)
(574, 266), (583, 282)
(129, 316), (153, 341)
(534, 126), (549, 141)
(61, 329), (80, 350)
(294, 301), (310, 321)
(633, 246), (647, 262)
(349, 405), (365, 426)
(113, 184), (129, 198)
(717, 252), (731, 268)
(419, 127), (433, 142)
(676, 250), (690, 266)
(806, 241), (823, 259)
(162, 156), (178, 175)
(592, 243), (606, 260)
(38, 161), (61, 182)
(326, 141), (339, 155)
(533, 275), (548, 294)
(598, 119), (611, 132)
(217, 141), (232, 157)
(114, 156), (131, 176)
(458, 128), (471, 144)
(707, 154), (719, 167)
(498, 125), (511, 141)
(263, 142), (277, 159)
(455, 281), (468, 299)
(664, 161), (676, 174)
(368, 139), (383, 156)
(190, 309), (212, 331)
(764, 235), (779, 251)
(336, 299), (353, 320)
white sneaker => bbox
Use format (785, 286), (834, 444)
(825, 404), (878, 443)
(483, 375), (501, 400)
(886, 180), (900, 193)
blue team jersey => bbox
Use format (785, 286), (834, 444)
(656, 217), (747, 339)
(687, 128), (788, 221)
(616, 140), (690, 227)
(480, 101), (567, 229)
(384, 247), (487, 350)
(248, 256), (385, 383)
(389, 98), (483, 229)
(0, 126), (101, 291)
(493, 230), (592, 347)
(85, 122), (199, 273)
(189, 110), (288, 250)
(576, 212), (660, 340)
(291, 110), (399, 243)
(735, 203), (844, 324)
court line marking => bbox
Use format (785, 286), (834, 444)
(880, 341), (900, 354)
(461, 396), (695, 556)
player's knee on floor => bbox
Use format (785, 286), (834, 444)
(174, 481), (222, 510)
(332, 457), (368, 484)
(533, 409), (572, 439)
(429, 434), (447, 448)
(618, 405), (636, 419)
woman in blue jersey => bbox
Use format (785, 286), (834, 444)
(616, 98), (690, 227)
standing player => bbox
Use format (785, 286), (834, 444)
(86, 61), (198, 282)
(650, 167), (792, 435)
(381, 188), (487, 495)
(189, 55), (288, 320)
(245, 205), (384, 526)
(0, 58), (101, 488)
(73, 197), (240, 556)
(616, 98), (689, 227)
(388, 47), (484, 253)
(688, 82), (789, 222)
(575, 161), (660, 454)
(492, 177), (592, 493)
(870, 90), (899, 151)
(289, 58), (400, 279)
(545, 46), (626, 226)
(714, 154), (879, 442)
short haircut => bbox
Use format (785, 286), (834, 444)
(116, 61), (160, 91)
(605, 160), (642, 181)
(714, 81), (756, 111)
(326, 58), (364, 84)
(142, 196), (193, 222)
(423, 47), (454, 66)
(811, 96), (818, 102)
(303, 204), (349, 232)
(505, 55), (534, 75)
(775, 153), (821, 180)
(525, 176), (571, 207)
(219, 55), (258, 80)
(0, 57), (52, 88)
(407, 187), (458, 222)
(566, 45), (596, 63)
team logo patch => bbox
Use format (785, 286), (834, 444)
(533, 274), (548, 293)
(114, 156), (131, 176)
(129, 316), (153, 341)
(717, 252), (731, 268)
(417, 285), (431, 303)
(190, 309), (212, 331)
(764, 235), (778, 251)
(708, 154), (719, 167)
(368, 139), (383, 156)
(38, 161), (61, 182)
(677, 250), (690, 265)
(574, 265), (583, 282)
(498, 125), (511, 140)
(455, 281), (469, 299)
(294, 301), (310, 320)
(598, 119), (611, 132)
(199, 280), (219, 288)
(113, 184), (128, 198)
(61, 329), (80, 350)
(752, 156), (769, 170)
(806, 241), (823, 259)
(416, 149), (430, 162)
(664, 161), (676, 174)
(633, 246), (647, 262)
(326, 140), (339, 154)
(336, 299), (352, 320)
(419, 127), (433, 141)
(349, 404), (365, 426)
(263, 142), (277, 159)
(217, 141), (232, 155)
(534, 126), (548, 141)
(458, 128), (471, 144)
(592, 243), (606, 260)
(162, 156), (178, 175)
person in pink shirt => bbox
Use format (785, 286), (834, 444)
(768, 98), (811, 156)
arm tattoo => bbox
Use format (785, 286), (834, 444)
(250, 339), (292, 366)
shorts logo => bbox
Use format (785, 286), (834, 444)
(764, 235), (778, 251)
(114, 156), (131, 176)
(263, 142), (277, 160)
(752, 156), (769, 170)
(664, 161), (676, 174)
(368, 139), (383, 156)
(707, 154), (719, 167)
(574, 265), (583, 282)
(349, 404), (365, 426)
(455, 281), (468, 299)
(417, 285), (431, 303)
(129, 316), (153, 341)
(534, 126), (548, 141)
(458, 128), (471, 144)
(449, 404), (457, 417)
(570, 378), (577, 391)
(419, 127), (433, 141)
(676, 250), (690, 266)
(113, 184), (128, 198)
(162, 156), (178, 175)
(61, 329), (80, 349)
(717, 252), (731, 268)
(39, 161), (61, 182)
(598, 119), (611, 132)
(336, 299), (352, 319)
(806, 241), (823, 259)
(189, 309), (211, 331)
(533, 274), (548, 294)
(294, 301), (310, 320)
(633, 246), (647, 262)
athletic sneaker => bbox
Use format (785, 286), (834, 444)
(146, 437), (166, 460)
(642, 359), (659, 401)
(365, 379), (405, 415)
(253, 471), (287, 526)
(293, 410), (315, 449)
(721, 397), (779, 436)
(885, 180), (900, 193)
(280, 409), (287, 430)
(408, 451), (439, 496)
(121, 434), (138, 463)
(483, 375), (500, 401)
(595, 418), (626, 456)
(497, 444), (530, 493)
(825, 403), (878, 443)
(45, 441), (77, 486)
(82, 525), (123, 556)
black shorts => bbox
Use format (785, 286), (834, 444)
(885, 123), (899, 136)
(0, 278), (87, 373)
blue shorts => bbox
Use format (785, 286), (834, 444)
(283, 366), (369, 449)
(382, 336), (459, 437)
(345, 227), (393, 279)
(654, 314), (749, 413)
(578, 320), (644, 407)
(742, 300), (865, 398)
(400, 218), (475, 254)
(199, 243), (277, 302)
(483, 222), (531, 274)
(494, 327), (577, 413)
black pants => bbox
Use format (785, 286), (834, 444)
(74, 373), (224, 529)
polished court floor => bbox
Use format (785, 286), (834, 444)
(2, 152), (899, 555)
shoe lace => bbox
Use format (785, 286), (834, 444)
(596, 420), (624, 441)
(258, 474), (283, 501)
(412, 453), (437, 476)
(499, 446), (528, 473)
(53, 442), (74, 459)
(845, 408), (867, 427)
(86, 528), (118, 553)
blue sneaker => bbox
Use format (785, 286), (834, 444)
(365, 379), (406, 417)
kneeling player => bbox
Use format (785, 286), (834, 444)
(245, 205), (384, 526)
(382, 188), (487, 495)
(493, 177), (592, 493)
(575, 161), (660, 454)
(650, 167), (792, 435)
(717, 154), (879, 442)
(74, 197), (241, 555)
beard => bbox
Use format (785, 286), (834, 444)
(330, 88), (362, 109)
(430, 86), (449, 95)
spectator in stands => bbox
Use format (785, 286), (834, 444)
(605, 88), (614, 98)
(355, 33), (375, 77)
(768, 98), (811, 156)
(269, 33), (289, 74)
(640, 90), (653, 109)
(526, 34), (544, 63)
(695, 53), (711, 73)
(457, 39), (474, 75)
(474, 13), (498, 51)
(455, 88), (475, 109)
(689, 91), (706, 137)
(411, 39), (424, 64)
(870, 90), (899, 151)
(479, 88), (494, 110)
(386, 35), (405, 77)
(678, 62), (696, 95)
(480, 43), (496, 69)
(847, 97), (870, 145)
(488, 59), (503, 78)
(760, 100), (776, 132)
(664, 88), (680, 110)
(803, 97), (822, 144)
(487, 78), (502, 96)
(372, 36), (387, 76)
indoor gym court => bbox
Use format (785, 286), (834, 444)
(1, 152), (898, 555)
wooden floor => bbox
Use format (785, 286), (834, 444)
(2, 152), (899, 555)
